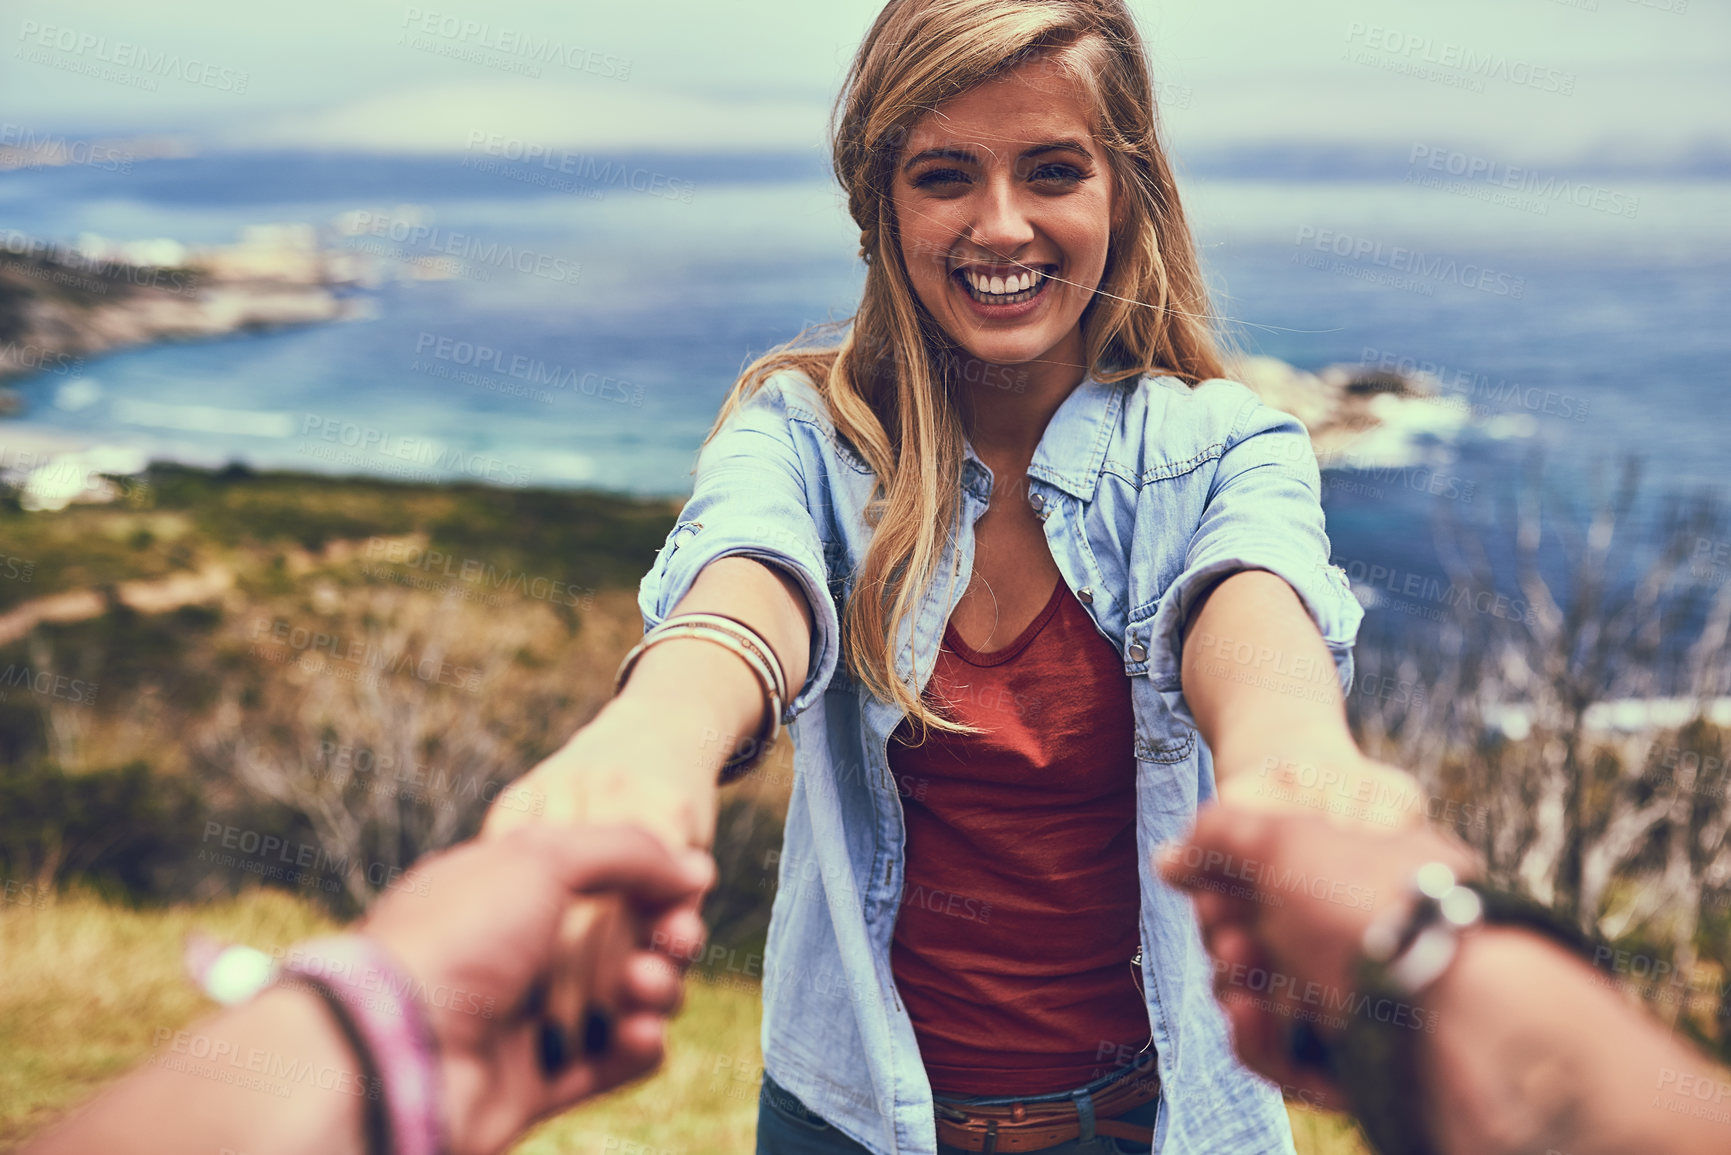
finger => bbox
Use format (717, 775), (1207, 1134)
(1225, 995), (1342, 1105)
(1180, 874), (1266, 960)
(646, 908), (708, 966)
(1188, 885), (1242, 939)
(1204, 924), (1260, 990)
(510, 824), (713, 909)
(617, 951), (683, 1017)
(480, 795), (533, 840)
(542, 1012), (667, 1111)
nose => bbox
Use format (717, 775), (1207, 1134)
(966, 173), (1035, 259)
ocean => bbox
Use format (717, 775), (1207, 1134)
(3, 150), (1729, 619)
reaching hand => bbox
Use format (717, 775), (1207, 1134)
(1158, 803), (1477, 1101)
(477, 696), (725, 1098)
(360, 824), (714, 1155)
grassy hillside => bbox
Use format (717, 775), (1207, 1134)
(0, 464), (1380, 1152)
(0, 465), (689, 912)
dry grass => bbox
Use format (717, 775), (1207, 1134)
(0, 887), (332, 1146)
(1, 891), (1370, 1155)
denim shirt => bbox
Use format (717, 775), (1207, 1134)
(638, 369), (1363, 1155)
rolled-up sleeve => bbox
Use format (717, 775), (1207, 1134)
(636, 374), (840, 722)
(1148, 384), (1364, 730)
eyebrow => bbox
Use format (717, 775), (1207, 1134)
(900, 138), (1094, 173)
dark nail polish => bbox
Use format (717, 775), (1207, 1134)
(583, 1009), (613, 1056)
(1288, 1021), (1337, 1074)
(537, 1019), (567, 1075)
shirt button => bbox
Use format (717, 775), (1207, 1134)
(1128, 641), (1148, 663)
(1028, 492), (1045, 511)
(1076, 587), (1094, 605)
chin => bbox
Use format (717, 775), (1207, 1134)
(956, 333), (1056, 368)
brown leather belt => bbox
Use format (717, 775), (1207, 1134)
(932, 1062), (1161, 1153)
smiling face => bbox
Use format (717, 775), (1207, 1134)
(890, 55), (1115, 373)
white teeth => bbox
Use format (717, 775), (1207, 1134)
(959, 267), (1047, 301)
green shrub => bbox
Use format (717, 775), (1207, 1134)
(0, 761), (203, 900)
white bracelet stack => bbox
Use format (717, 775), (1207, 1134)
(615, 612), (787, 779)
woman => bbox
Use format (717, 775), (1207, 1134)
(493, 1), (1419, 1152)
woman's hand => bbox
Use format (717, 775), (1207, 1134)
(363, 824), (714, 1155)
(476, 637), (766, 1070)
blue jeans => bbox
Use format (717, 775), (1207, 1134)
(757, 1069), (1160, 1155)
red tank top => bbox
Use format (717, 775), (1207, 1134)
(888, 580), (1151, 1097)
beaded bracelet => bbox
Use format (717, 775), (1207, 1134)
(184, 933), (447, 1155)
(277, 936), (447, 1155)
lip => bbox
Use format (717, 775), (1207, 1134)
(950, 263), (1057, 322)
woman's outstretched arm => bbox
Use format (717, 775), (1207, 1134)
(487, 375), (828, 853)
(486, 555), (813, 852)
(1181, 568), (1421, 829)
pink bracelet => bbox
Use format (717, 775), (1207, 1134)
(276, 935), (447, 1155)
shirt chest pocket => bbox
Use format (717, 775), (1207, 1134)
(1124, 609), (1199, 813)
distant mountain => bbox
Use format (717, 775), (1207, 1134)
(1175, 140), (1731, 182)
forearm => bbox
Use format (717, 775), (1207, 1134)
(521, 555), (816, 847)
(1420, 929), (1730, 1155)
(620, 555), (814, 780)
(25, 988), (365, 1155)
(1182, 570), (1357, 782)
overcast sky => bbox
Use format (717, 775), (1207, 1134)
(6, 0), (1727, 167)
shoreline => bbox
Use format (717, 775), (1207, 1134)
(0, 226), (371, 392)
(1, 228), (1475, 506)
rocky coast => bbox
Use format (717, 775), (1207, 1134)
(0, 225), (367, 393)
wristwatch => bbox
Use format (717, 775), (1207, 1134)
(1291, 863), (1596, 1155)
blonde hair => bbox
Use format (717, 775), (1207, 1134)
(709, 0), (1227, 733)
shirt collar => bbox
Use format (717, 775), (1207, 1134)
(1027, 372), (1128, 501)
(956, 373), (1132, 504)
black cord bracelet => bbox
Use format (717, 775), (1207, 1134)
(295, 975), (393, 1155)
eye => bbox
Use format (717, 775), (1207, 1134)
(1028, 162), (1086, 185)
(911, 167), (970, 190)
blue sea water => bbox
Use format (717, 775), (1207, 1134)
(3, 151), (1729, 611)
